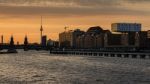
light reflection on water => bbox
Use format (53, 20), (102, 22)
(0, 50), (150, 84)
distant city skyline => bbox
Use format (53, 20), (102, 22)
(0, 0), (150, 43)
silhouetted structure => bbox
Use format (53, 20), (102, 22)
(10, 36), (14, 46)
(147, 30), (150, 48)
(59, 29), (84, 48)
(7, 36), (17, 53)
(1, 35), (3, 44)
(42, 35), (47, 47)
(24, 35), (29, 51)
(104, 33), (122, 47)
(24, 35), (28, 45)
(58, 23), (150, 51)
(40, 16), (44, 45)
(135, 31), (148, 48)
(76, 26), (109, 49)
(111, 23), (141, 32)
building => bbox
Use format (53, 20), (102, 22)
(59, 25), (147, 49)
(76, 35), (84, 49)
(47, 39), (59, 48)
(104, 32), (144, 48)
(59, 30), (71, 48)
(135, 31), (148, 48)
(128, 32), (137, 46)
(104, 33), (122, 47)
(111, 23), (141, 32)
(73, 29), (85, 48)
(121, 33), (129, 46)
(147, 30), (150, 48)
(83, 34), (95, 49)
(104, 31), (148, 48)
(41, 35), (47, 46)
(95, 34), (105, 48)
(111, 23), (143, 48)
(59, 29), (84, 48)
(148, 30), (150, 38)
(1, 35), (3, 44)
(76, 26), (108, 49)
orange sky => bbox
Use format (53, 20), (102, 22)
(0, 0), (150, 44)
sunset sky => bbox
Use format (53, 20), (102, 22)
(0, 0), (150, 44)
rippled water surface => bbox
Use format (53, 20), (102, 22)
(0, 50), (150, 84)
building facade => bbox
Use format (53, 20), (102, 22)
(111, 23), (141, 32)
(104, 33), (122, 47)
(41, 35), (47, 47)
(59, 24), (148, 49)
(135, 31), (148, 48)
(76, 26), (108, 49)
(147, 30), (150, 38)
(59, 29), (84, 48)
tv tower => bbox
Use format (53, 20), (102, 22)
(40, 16), (43, 44)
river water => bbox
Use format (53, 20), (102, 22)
(0, 50), (150, 84)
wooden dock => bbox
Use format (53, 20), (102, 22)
(50, 51), (150, 59)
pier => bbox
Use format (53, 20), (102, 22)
(50, 50), (150, 59)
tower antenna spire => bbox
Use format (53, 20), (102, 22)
(41, 16), (43, 26)
(40, 16), (43, 45)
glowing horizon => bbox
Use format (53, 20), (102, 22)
(0, 0), (150, 44)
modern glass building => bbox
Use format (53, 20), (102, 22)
(111, 23), (141, 32)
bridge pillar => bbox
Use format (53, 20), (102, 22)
(121, 54), (124, 58)
(140, 55), (146, 59)
(129, 54), (132, 58)
(124, 54), (129, 58)
(137, 55), (140, 59)
(108, 54), (111, 57)
(145, 55), (149, 59)
(117, 54), (121, 57)
(132, 54), (137, 58)
(114, 54), (117, 57)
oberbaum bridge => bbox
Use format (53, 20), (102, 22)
(51, 23), (150, 59)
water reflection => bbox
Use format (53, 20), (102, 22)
(0, 50), (150, 84)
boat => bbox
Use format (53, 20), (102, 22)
(0, 49), (18, 54)
(7, 49), (18, 53)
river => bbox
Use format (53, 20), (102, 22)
(0, 50), (150, 84)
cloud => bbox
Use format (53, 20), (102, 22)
(0, 5), (148, 17)
(0, 0), (120, 7)
(0, 0), (150, 7)
(0, 0), (149, 18)
(125, 0), (150, 3)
